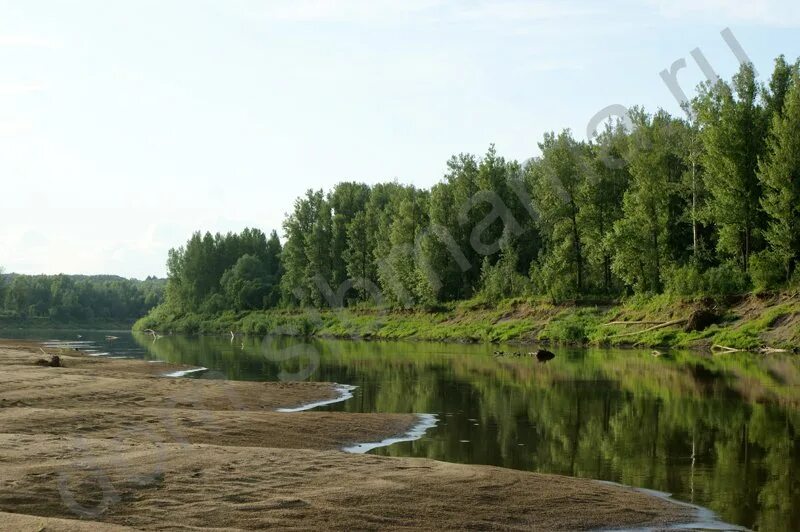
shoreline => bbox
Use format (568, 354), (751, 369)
(0, 339), (711, 530)
(343, 413), (439, 453)
(162, 366), (209, 378)
(133, 291), (800, 351)
(276, 383), (358, 412)
(598, 483), (745, 531)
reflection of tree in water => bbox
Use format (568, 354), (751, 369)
(133, 333), (800, 531)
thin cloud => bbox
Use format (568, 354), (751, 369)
(247, 0), (444, 22)
(0, 34), (57, 48)
(457, 1), (602, 22)
(249, 0), (800, 27)
(519, 59), (586, 73)
(243, 0), (600, 24)
(648, 0), (800, 27)
(0, 81), (46, 95)
(0, 120), (34, 136)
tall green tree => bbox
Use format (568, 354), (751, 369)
(329, 182), (370, 287)
(435, 153), (479, 300)
(221, 255), (272, 311)
(585, 120), (630, 293)
(530, 130), (590, 297)
(764, 55), (796, 121)
(610, 110), (690, 293)
(281, 190), (326, 306)
(758, 69), (800, 281)
(694, 63), (768, 271)
(378, 189), (431, 306)
(165, 228), (275, 312)
(345, 211), (374, 302)
(304, 195), (333, 307)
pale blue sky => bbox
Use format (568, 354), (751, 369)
(1, 0), (798, 279)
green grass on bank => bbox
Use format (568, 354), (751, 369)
(134, 292), (800, 352)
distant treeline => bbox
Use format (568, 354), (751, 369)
(153, 57), (800, 320)
(0, 273), (165, 323)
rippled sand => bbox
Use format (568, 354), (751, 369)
(0, 340), (694, 531)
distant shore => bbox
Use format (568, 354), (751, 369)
(0, 339), (701, 530)
(0, 316), (137, 331)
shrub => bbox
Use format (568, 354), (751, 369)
(703, 263), (750, 295)
(479, 256), (530, 304)
(663, 262), (750, 296)
(539, 308), (601, 344)
(663, 265), (704, 296)
(530, 257), (576, 303)
(750, 250), (787, 292)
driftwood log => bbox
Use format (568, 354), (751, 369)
(606, 308), (718, 338)
(605, 320), (667, 326)
(607, 319), (689, 339)
(712, 344), (790, 355)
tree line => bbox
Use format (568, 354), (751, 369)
(0, 272), (165, 322)
(159, 56), (800, 315)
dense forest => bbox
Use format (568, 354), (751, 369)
(149, 57), (799, 322)
(0, 272), (165, 323)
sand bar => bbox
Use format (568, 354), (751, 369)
(0, 339), (698, 531)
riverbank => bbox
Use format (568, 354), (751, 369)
(136, 291), (800, 351)
(0, 339), (700, 530)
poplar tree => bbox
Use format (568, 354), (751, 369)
(610, 110), (689, 292)
(531, 130), (589, 296)
(584, 120), (630, 293)
(759, 70), (800, 281)
(694, 63), (768, 272)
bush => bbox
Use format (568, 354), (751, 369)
(792, 269), (800, 290)
(703, 263), (750, 295)
(750, 250), (787, 292)
(663, 265), (704, 295)
(539, 308), (602, 344)
(530, 257), (576, 303)
(479, 256), (530, 304)
(201, 293), (227, 314)
(664, 262), (750, 296)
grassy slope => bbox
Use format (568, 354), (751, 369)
(135, 291), (800, 351)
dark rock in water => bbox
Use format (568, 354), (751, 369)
(535, 349), (556, 362)
(684, 308), (718, 332)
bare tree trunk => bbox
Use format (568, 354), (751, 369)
(692, 158), (698, 257)
(570, 202), (583, 294)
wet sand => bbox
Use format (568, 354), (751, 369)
(0, 339), (696, 530)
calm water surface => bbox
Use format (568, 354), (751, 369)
(4, 329), (799, 531)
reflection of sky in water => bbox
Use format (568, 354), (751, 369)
(8, 330), (799, 532)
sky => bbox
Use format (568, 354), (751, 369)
(1, 0), (799, 279)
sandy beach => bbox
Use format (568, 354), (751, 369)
(0, 339), (697, 530)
